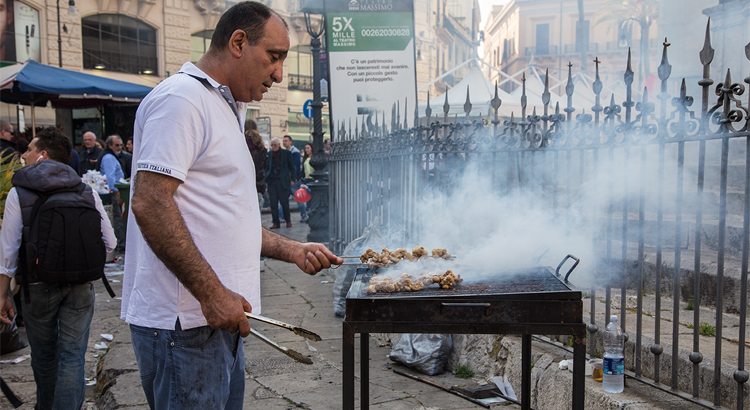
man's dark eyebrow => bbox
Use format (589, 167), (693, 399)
(270, 49), (288, 58)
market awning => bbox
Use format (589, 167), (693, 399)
(0, 60), (152, 108)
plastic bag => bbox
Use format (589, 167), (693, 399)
(389, 334), (453, 376)
(0, 291), (26, 355)
(331, 218), (388, 318)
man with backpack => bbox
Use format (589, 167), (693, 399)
(0, 127), (116, 410)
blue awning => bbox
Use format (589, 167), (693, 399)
(0, 60), (153, 108)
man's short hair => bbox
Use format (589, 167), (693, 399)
(34, 127), (72, 164)
(105, 134), (122, 147)
(283, 135), (292, 141)
(0, 120), (11, 131)
(270, 137), (281, 145)
(210, 1), (288, 52)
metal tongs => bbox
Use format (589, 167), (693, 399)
(245, 312), (321, 365)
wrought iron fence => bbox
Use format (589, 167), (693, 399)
(329, 21), (750, 410)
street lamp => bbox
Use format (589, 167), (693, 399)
(300, 0), (330, 243)
(57, 0), (77, 67)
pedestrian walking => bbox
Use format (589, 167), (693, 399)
(0, 127), (116, 410)
(266, 137), (296, 229)
(282, 135), (304, 222)
(96, 135), (126, 252)
(120, 3), (341, 409)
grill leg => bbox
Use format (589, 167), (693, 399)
(522, 334), (531, 410)
(343, 322), (355, 410)
(361, 333), (369, 410)
(573, 337), (585, 410)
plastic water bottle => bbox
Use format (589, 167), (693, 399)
(602, 315), (625, 393)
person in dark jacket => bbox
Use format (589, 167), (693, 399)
(0, 120), (17, 164)
(265, 137), (296, 229)
(0, 127), (116, 410)
(78, 131), (102, 175)
(244, 120), (267, 203)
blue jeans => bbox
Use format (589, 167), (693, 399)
(22, 282), (95, 410)
(130, 320), (245, 410)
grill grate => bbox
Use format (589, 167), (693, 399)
(348, 266), (578, 299)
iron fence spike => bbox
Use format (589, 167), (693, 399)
(566, 62), (575, 97)
(680, 78), (687, 98)
(426, 90), (432, 119)
(625, 48), (634, 86)
(699, 18), (714, 66)
(543, 68), (551, 106)
(464, 87), (472, 116)
(658, 38), (672, 82)
(443, 88), (450, 117)
(725, 68), (732, 87)
(593, 57), (602, 95)
(491, 80), (502, 111)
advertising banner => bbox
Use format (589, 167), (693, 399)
(325, 0), (416, 140)
(0, 0), (41, 63)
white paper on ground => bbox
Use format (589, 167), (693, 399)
(0, 354), (30, 364)
(503, 375), (517, 400)
(94, 342), (108, 350)
(477, 397), (507, 404)
(100, 334), (114, 341)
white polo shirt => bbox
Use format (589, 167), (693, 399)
(120, 62), (262, 330)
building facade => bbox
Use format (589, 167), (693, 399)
(0, 0), (483, 145)
(414, 0), (481, 103)
(482, 0), (661, 96)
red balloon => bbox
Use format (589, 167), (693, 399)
(295, 188), (311, 203)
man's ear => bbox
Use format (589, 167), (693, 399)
(229, 29), (246, 58)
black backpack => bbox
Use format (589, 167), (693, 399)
(17, 183), (115, 299)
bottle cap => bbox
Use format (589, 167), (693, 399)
(610, 315), (618, 322)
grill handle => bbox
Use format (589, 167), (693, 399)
(556, 254), (580, 282)
(441, 302), (492, 316)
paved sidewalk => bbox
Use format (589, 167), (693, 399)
(0, 209), (491, 410)
(0, 207), (725, 409)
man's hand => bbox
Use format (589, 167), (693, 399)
(199, 285), (252, 337)
(0, 275), (15, 325)
(292, 243), (343, 275)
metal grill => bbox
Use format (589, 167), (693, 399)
(343, 265), (585, 410)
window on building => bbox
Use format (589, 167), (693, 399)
(502, 39), (508, 63)
(287, 44), (313, 91)
(535, 23), (549, 55)
(82, 14), (157, 75)
(191, 30), (213, 63)
(575, 20), (590, 52)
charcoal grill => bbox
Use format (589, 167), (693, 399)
(342, 256), (586, 410)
